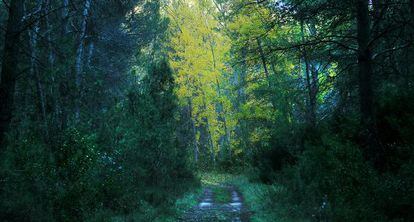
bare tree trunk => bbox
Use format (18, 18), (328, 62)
(310, 63), (318, 121)
(411, 0), (414, 24)
(223, 114), (231, 158)
(237, 47), (247, 104)
(0, 0), (25, 147)
(27, 0), (49, 139)
(62, 0), (69, 35)
(356, 0), (374, 125)
(256, 38), (270, 86)
(86, 41), (95, 68)
(233, 47), (251, 156)
(45, 0), (55, 67)
(75, 0), (91, 121)
(210, 40), (231, 159)
(409, 0), (414, 81)
(216, 78), (231, 159)
(213, 76), (231, 159)
(309, 21), (319, 125)
(188, 98), (199, 163)
(44, 0), (57, 138)
(300, 20), (316, 127)
(206, 120), (215, 166)
(201, 94), (215, 167)
(57, 0), (70, 129)
(356, 0), (382, 167)
(256, 37), (280, 116)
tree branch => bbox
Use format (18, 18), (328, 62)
(1, 0), (10, 10)
(372, 43), (411, 60)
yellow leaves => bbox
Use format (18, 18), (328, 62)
(250, 127), (271, 144)
(328, 62), (338, 78)
(241, 99), (274, 121)
(228, 6), (274, 38)
(165, 0), (236, 157)
(233, 148), (243, 156)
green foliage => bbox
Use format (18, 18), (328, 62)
(0, 61), (196, 221)
(1, 0), (198, 220)
(0, 126), (99, 221)
(2, 0), (414, 221)
(289, 136), (379, 221)
(250, 130), (414, 222)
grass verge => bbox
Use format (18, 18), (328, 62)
(198, 172), (309, 222)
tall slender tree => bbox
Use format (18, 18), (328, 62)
(0, 0), (25, 148)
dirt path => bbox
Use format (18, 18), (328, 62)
(180, 186), (250, 222)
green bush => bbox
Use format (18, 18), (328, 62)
(252, 132), (414, 222)
(0, 61), (196, 221)
(0, 127), (99, 221)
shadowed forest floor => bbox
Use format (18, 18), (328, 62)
(174, 174), (255, 222)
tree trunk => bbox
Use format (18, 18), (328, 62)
(206, 121), (215, 166)
(256, 38), (270, 86)
(27, 1), (49, 139)
(58, 0), (70, 129)
(188, 98), (199, 163)
(300, 20), (316, 127)
(201, 93), (215, 167)
(257, 37), (280, 114)
(411, 0), (414, 24)
(356, 0), (383, 168)
(0, 0), (25, 147)
(237, 47), (247, 104)
(62, 0), (69, 35)
(214, 78), (231, 158)
(356, 0), (374, 125)
(233, 47), (250, 156)
(86, 41), (95, 68)
(44, 0), (55, 67)
(409, 0), (414, 81)
(75, 0), (91, 120)
(209, 39), (231, 159)
(310, 63), (318, 121)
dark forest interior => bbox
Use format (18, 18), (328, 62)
(1, 0), (414, 221)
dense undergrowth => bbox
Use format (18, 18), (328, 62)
(2, 0), (414, 221)
(0, 62), (198, 222)
(246, 113), (414, 221)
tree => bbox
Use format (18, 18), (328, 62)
(167, 0), (234, 167)
(0, 0), (24, 148)
(0, 0), (196, 220)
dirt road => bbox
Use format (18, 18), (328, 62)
(180, 185), (250, 222)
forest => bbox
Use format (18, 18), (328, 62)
(0, 0), (414, 221)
